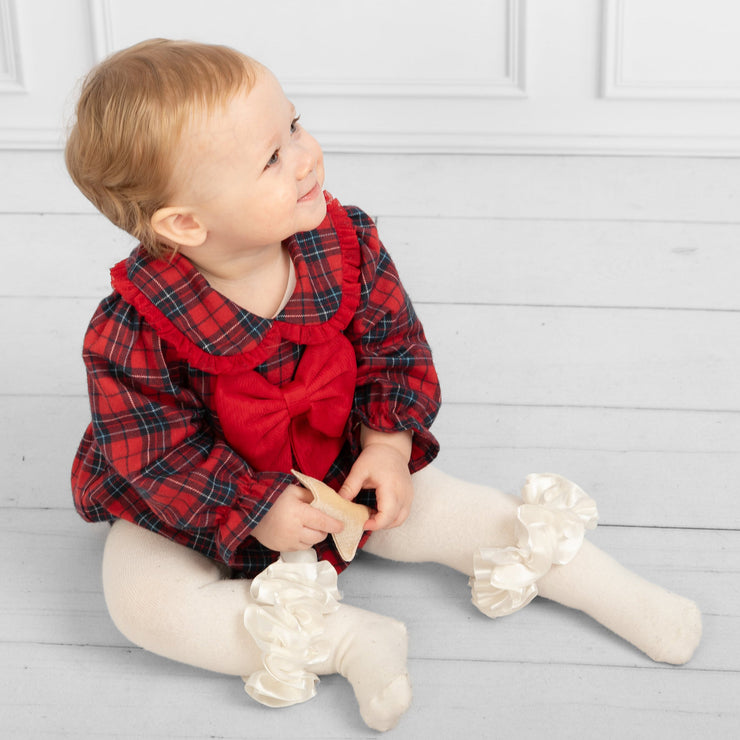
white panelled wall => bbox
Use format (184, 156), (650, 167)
(1, 1), (739, 738)
(4, 0), (740, 153)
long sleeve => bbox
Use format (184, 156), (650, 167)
(344, 208), (441, 472)
(72, 296), (291, 567)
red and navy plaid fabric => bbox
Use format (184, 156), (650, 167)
(72, 196), (441, 577)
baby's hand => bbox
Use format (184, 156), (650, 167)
(252, 483), (344, 552)
(339, 430), (414, 532)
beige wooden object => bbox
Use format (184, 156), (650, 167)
(292, 470), (371, 561)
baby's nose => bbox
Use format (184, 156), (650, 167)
(294, 137), (321, 179)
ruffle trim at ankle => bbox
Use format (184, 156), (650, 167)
(470, 473), (598, 618)
(243, 550), (341, 707)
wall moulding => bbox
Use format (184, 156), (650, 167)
(0, 127), (62, 149)
(602, 0), (740, 100)
(89, 0), (114, 63)
(3, 0), (740, 156)
(282, 0), (527, 99)
(314, 130), (740, 157)
(0, 0), (24, 92)
(88, 0), (526, 99)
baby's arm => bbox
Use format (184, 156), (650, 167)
(251, 483), (344, 551)
(78, 299), (324, 564)
(345, 209), (441, 491)
(339, 427), (414, 531)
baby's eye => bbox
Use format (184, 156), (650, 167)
(266, 150), (280, 168)
(290, 115), (301, 134)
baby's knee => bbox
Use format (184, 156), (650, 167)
(101, 520), (161, 646)
(101, 519), (225, 649)
(365, 466), (522, 572)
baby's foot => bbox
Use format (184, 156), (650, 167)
(325, 605), (412, 731)
(540, 541), (703, 665)
(635, 589), (702, 665)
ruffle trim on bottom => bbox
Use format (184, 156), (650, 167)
(242, 550), (341, 707)
(470, 473), (598, 618)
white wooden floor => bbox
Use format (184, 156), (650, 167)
(2, 151), (739, 738)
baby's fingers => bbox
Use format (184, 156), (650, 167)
(302, 505), (344, 535)
(363, 501), (399, 532)
(337, 466), (367, 501)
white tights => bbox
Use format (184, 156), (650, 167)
(102, 465), (702, 731)
(364, 466), (702, 665)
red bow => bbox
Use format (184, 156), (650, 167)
(215, 333), (357, 480)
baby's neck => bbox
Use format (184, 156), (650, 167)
(187, 242), (294, 318)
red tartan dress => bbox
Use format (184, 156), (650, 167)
(72, 194), (441, 576)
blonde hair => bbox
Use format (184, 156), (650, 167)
(65, 38), (260, 258)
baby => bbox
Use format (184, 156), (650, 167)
(66, 39), (702, 732)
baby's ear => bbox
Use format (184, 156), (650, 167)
(151, 206), (207, 248)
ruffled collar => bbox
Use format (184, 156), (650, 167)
(110, 193), (361, 374)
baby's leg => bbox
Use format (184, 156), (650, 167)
(102, 519), (411, 731)
(364, 465), (701, 665)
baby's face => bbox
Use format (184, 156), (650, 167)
(170, 69), (326, 255)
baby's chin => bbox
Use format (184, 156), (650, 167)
(305, 196), (328, 231)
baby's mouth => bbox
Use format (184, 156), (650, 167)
(298, 182), (320, 203)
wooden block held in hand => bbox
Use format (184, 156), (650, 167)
(292, 469), (371, 561)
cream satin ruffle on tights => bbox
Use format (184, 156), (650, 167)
(364, 465), (702, 665)
(470, 473), (598, 617)
(102, 519), (411, 732)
